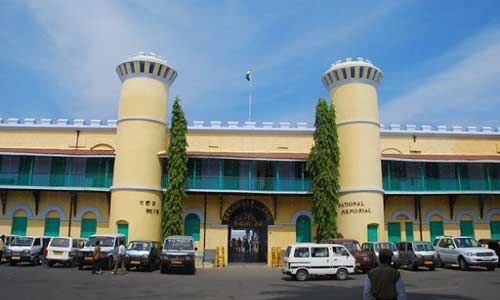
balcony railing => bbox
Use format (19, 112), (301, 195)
(383, 161), (500, 193)
(0, 172), (112, 189)
(162, 175), (312, 193)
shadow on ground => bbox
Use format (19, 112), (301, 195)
(261, 282), (480, 300)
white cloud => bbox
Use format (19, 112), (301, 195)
(381, 26), (500, 126)
(16, 0), (404, 122)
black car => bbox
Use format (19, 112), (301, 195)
(160, 236), (197, 275)
(395, 241), (438, 271)
(125, 240), (162, 271)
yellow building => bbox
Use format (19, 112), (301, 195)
(0, 54), (499, 265)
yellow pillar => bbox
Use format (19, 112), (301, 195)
(322, 58), (385, 242)
(109, 53), (177, 242)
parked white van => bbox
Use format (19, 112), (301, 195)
(46, 237), (86, 267)
(282, 243), (356, 281)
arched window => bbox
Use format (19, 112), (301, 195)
(367, 224), (378, 242)
(459, 215), (474, 238)
(44, 212), (61, 237)
(184, 214), (200, 241)
(117, 221), (129, 243)
(296, 215), (311, 243)
(80, 212), (97, 238)
(430, 216), (444, 242)
(11, 210), (28, 236)
(387, 222), (401, 242)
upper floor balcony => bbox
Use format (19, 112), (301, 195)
(383, 160), (500, 194)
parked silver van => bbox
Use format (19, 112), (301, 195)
(76, 234), (126, 270)
(5, 236), (44, 266)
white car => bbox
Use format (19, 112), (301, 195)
(46, 237), (86, 267)
(5, 236), (45, 266)
(76, 234), (126, 270)
(282, 243), (355, 281)
(433, 236), (498, 271)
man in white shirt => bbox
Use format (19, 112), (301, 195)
(112, 240), (127, 275)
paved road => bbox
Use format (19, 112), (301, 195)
(0, 263), (499, 299)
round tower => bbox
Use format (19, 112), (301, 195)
(321, 57), (385, 242)
(110, 53), (177, 241)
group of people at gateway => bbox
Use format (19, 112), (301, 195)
(230, 232), (260, 256)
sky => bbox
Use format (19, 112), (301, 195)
(1, 0), (500, 127)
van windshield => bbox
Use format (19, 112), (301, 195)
(50, 238), (70, 248)
(454, 238), (480, 248)
(414, 243), (434, 251)
(343, 242), (361, 252)
(86, 237), (114, 247)
(164, 239), (193, 251)
(12, 237), (33, 247)
(128, 241), (151, 251)
(284, 246), (291, 258)
(374, 243), (396, 251)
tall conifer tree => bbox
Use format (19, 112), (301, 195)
(307, 97), (341, 242)
(162, 96), (188, 238)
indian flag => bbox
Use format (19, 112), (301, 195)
(245, 68), (252, 82)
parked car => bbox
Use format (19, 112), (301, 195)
(329, 238), (371, 273)
(46, 237), (86, 267)
(76, 234), (126, 270)
(433, 236), (498, 271)
(160, 236), (197, 275)
(5, 236), (44, 266)
(361, 242), (400, 268)
(478, 239), (500, 267)
(125, 240), (162, 271)
(282, 243), (355, 281)
(395, 241), (438, 271)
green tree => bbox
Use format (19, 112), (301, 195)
(307, 97), (341, 242)
(162, 96), (188, 238)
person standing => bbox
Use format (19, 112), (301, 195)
(92, 241), (103, 275)
(113, 240), (126, 275)
(363, 249), (406, 300)
(0, 235), (5, 264)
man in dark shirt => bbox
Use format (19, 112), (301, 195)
(363, 248), (406, 300)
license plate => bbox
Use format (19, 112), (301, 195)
(355, 263), (361, 267)
(53, 251), (63, 256)
(84, 257), (93, 261)
(11, 256), (20, 260)
(170, 260), (183, 265)
(131, 261), (141, 265)
(424, 261), (433, 265)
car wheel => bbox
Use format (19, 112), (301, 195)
(487, 265), (495, 271)
(429, 266), (436, 271)
(190, 266), (196, 275)
(125, 265), (131, 271)
(408, 261), (417, 271)
(362, 269), (369, 274)
(78, 263), (84, 270)
(107, 257), (114, 270)
(160, 264), (168, 274)
(336, 268), (348, 281)
(9, 261), (17, 266)
(32, 256), (39, 266)
(295, 269), (308, 281)
(458, 257), (469, 271)
(438, 256), (445, 268)
(48, 261), (54, 268)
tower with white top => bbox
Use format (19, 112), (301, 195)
(322, 58), (385, 241)
(109, 53), (177, 241)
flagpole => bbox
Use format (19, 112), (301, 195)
(248, 76), (252, 122)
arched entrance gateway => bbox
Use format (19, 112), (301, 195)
(222, 199), (273, 263)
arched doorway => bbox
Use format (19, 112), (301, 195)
(222, 199), (273, 263)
